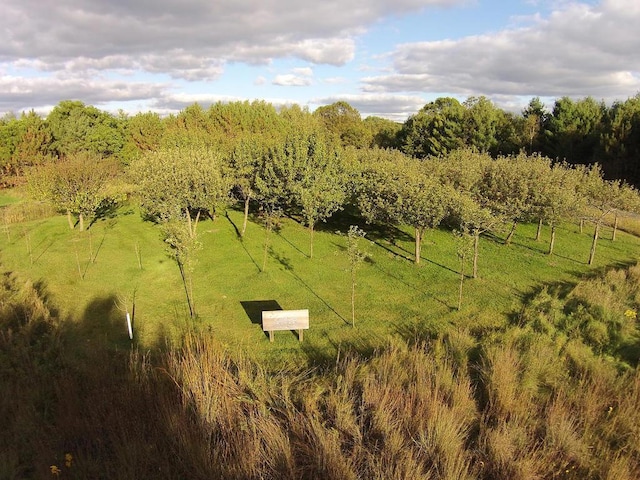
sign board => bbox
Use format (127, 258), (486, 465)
(262, 309), (309, 342)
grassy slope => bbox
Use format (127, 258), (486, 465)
(1, 195), (639, 366)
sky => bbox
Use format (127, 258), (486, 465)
(1, 0), (639, 121)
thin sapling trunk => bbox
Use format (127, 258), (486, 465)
(472, 231), (479, 279)
(535, 218), (543, 241)
(67, 209), (74, 230)
(548, 223), (556, 255)
(241, 195), (250, 237)
(414, 227), (423, 264)
(589, 221), (601, 265)
(505, 221), (517, 245)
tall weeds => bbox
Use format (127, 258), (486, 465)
(2, 264), (640, 478)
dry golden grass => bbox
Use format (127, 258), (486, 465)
(2, 263), (640, 478)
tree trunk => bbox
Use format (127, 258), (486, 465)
(193, 210), (200, 237)
(505, 221), (517, 245)
(241, 196), (250, 237)
(612, 214), (618, 241)
(580, 218), (584, 234)
(414, 227), (422, 264)
(78, 213), (84, 232)
(588, 221), (600, 266)
(472, 232), (479, 279)
(309, 223), (315, 259)
(351, 270), (356, 328)
(262, 218), (272, 272)
(458, 255), (465, 311)
(185, 207), (192, 237)
(548, 223), (556, 255)
(66, 209), (74, 230)
(535, 218), (543, 241)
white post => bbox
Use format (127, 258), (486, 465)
(126, 312), (133, 340)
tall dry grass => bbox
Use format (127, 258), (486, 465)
(2, 263), (640, 478)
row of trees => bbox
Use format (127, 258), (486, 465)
(399, 95), (640, 182)
(28, 115), (640, 279)
(19, 99), (640, 316)
(4, 93), (640, 186)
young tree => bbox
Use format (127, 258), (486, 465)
(162, 219), (201, 319)
(129, 145), (231, 229)
(450, 191), (499, 279)
(535, 163), (581, 255)
(288, 130), (348, 258)
(578, 165), (636, 265)
(253, 143), (291, 272)
(357, 153), (450, 264)
(396, 162), (452, 264)
(454, 228), (474, 310)
(228, 134), (274, 237)
(129, 146), (231, 317)
(345, 225), (369, 327)
(28, 152), (119, 231)
(480, 155), (534, 245)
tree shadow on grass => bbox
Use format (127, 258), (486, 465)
(277, 230), (308, 258)
(316, 207), (414, 244)
(270, 249), (349, 326)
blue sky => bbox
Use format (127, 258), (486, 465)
(0, 0), (638, 120)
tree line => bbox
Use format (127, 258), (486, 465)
(23, 100), (640, 316)
(3, 93), (640, 185)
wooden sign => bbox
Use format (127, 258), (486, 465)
(262, 309), (309, 342)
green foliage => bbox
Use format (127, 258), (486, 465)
(356, 150), (452, 263)
(362, 116), (401, 149)
(345, 225), (369, 327)
(314, 101), (368, 148)
(27, 152), (120, 230)
(399, 97), (465, 158)
(47, 100), (124, 159)
(128, 145), (232, 223)
(543, 96), (605, 164)
(121, 111), (165, 162)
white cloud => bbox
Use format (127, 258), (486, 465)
(292, 67), (314, 77)
(273, 74), (313, 87)
(0, 0), (465, 113)
(0, 0), (461, 73)
(312, 93), (426, 121)
(0, 74), (167, 112)
(323, 77), (349, 84)
(364, 0), (640, 103)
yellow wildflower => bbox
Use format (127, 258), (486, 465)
(50, 465), (61, 476)
(64, 453), (73, 468)
(624, 309), (637, 319)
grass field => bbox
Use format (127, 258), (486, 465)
(1, 189), (639, 366)
(3, 188), (640, 479)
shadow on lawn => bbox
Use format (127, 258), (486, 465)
(1, 277), (221, 478)
(240, 299), (283, 325)
(271, 249), (349, 326)
(315, 207), (414, 244)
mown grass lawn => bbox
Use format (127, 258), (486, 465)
(1, 193), (639, 366)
